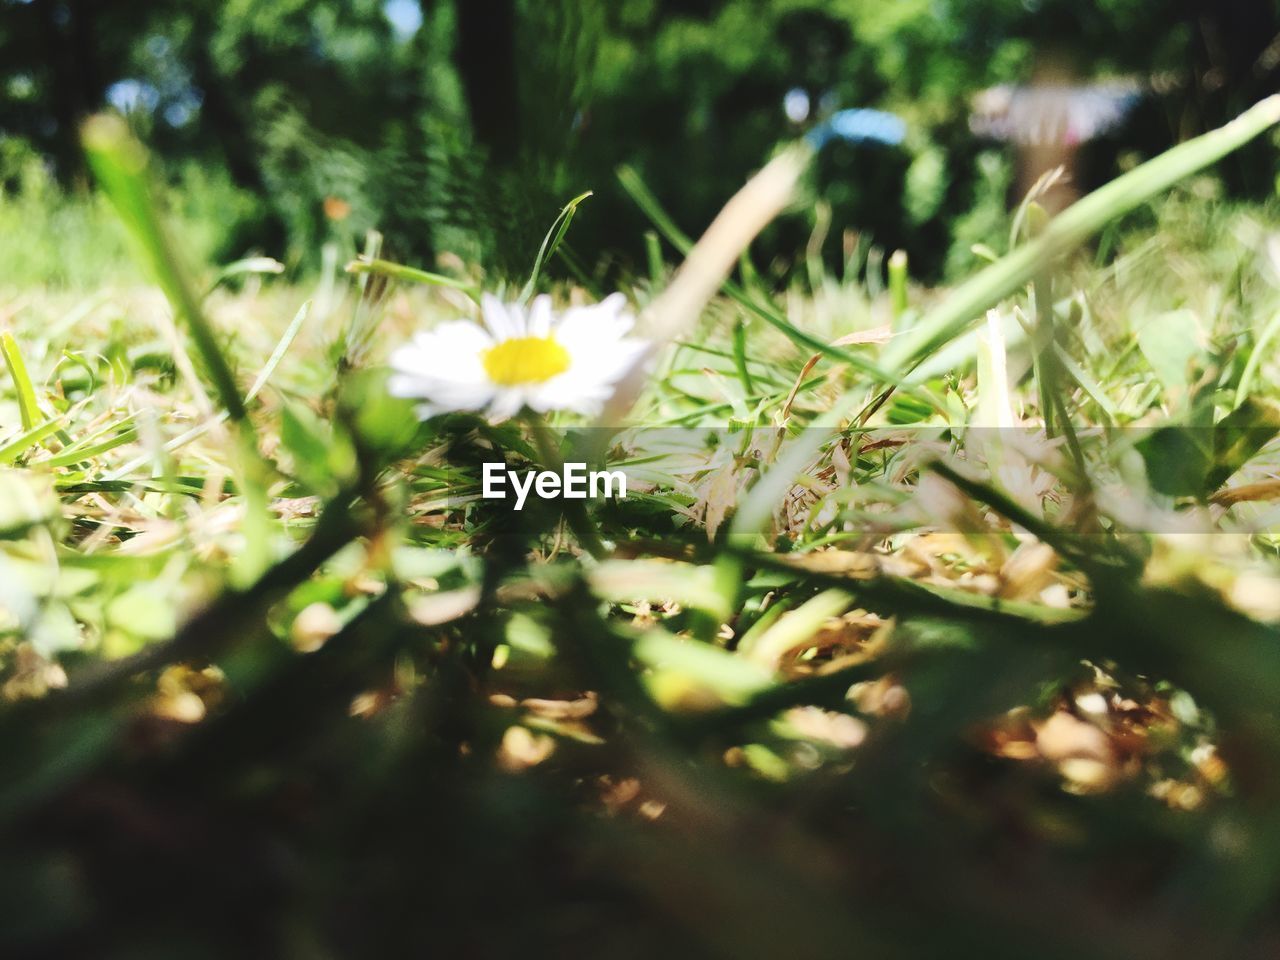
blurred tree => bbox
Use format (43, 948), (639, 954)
(1, 0), (1277, 275)
(0, 0), (141, 180)
(454, 0), (518, 166)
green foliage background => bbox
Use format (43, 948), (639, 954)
(3, 0), (1279, 282)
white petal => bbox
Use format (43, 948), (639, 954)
(487, 388), (527, 422)
(526, 375), (610, 415)
(429, 382), (498, 410)
(388, 319), (497, 418)
(387, 373), (421, 398)
(556, 300), (636, 344)
(482, 294), (524, 339)
(391, 370), (495, 413)
(527, 295), (554, 337)
(390, 321), (490, 379)
(391, 320), (486, 360)
(596, 292), (630, 319)
(563, 336), (650, 386)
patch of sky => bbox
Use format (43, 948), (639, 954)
(384, 0), (423, 40)
(106, 79), (160, 115)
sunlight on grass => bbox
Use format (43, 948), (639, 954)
(2, 90), (1280, 957)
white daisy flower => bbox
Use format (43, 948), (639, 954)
(388, 293), (648, 421)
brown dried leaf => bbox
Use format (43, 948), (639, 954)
(1034, 710), (1113, 764)
(408, 586), (480, 626)
(999, 541), (1058, 600)
(291, 601), (342, 653)
(701, 465), (741, 541)
(497, 726), (556, 772)
(784, 706), (868, 749)
(521, 692), (598, 721)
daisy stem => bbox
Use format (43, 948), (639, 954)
(523, 410), (609, 561)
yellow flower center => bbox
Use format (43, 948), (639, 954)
(482, 336), (571, 386)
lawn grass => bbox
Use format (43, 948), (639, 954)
(2, 108), (1280, 956)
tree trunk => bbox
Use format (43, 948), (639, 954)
(453, 0), (520, 165)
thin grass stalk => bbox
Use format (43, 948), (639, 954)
(82, 115), (249, 427)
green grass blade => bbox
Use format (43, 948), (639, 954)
(107, 300), (312, 481)
(633, 627), (775, 704)
(882, 95), (1280, 372)
(1, 332), (42, 431)
(618, 163), (905, 387)
(731, 319), (755, 395)
(42, 429), (139, 468)
(618, 165), (694, 249)
(1054, 343), (1119, 423)
(590, 559), (735, 621)
(345, 257), (479, 298)
(645, 230), (664, 287)
(729, 390), (866, 541)
(203, 256), (285, 299)
(338, 229), (385, 371)
(0, 417), (65, 464)
(520, 191), (593, 301)
(248, 300), (311, 401)
(888, 249), (909, 320)
(1235, 310), (1280, 409)
(737, 588), (853, 667)
(82, 115), (249, 426)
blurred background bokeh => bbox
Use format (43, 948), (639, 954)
(3, 0), (1279, 286)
